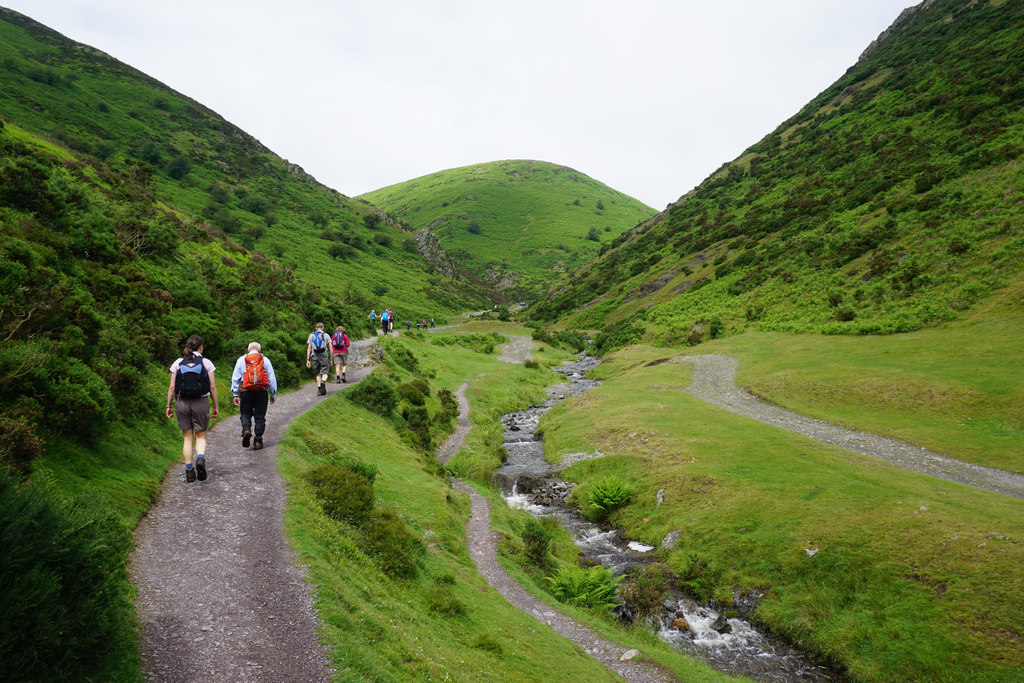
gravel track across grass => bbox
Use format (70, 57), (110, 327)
(681, 354), (1024, 499)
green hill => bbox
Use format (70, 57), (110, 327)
(530, 0), (1024, 346)
(361, 160), (655, 300)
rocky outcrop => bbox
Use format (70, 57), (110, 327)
(415, 228), (459, 278)
(859, 0), (936, 62)
(484, 266), (519, 290)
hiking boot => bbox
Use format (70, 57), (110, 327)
(342, 374), (346, 383)
(185, 466), (196, 483)
(253, 440), (263, 451)
(319, 384), (327, 396)
(195, 456), (207, 481)
(335, 376), (341, 384)
(242, 429), (251, 448)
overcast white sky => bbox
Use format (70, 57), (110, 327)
(6, 1), (913, 209)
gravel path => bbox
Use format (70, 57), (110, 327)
(680, 354), (1024, 499)
(437, 377), (674, 682)
(496, 333), (534, 364)
(130, 339), (377, 682)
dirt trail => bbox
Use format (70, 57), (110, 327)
(681, 354), (1024, 499)
(130, 339), (377, 682)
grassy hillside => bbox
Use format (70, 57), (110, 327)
(362, 160), (655, 300)
(530, 0), (1024, 345)
(0, 8), (484, 321)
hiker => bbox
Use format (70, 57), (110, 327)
(430, 317), (434, 327)
(415, 320), (420, 330)
(331, 325), (350, 383)
(387, 309), (395, 333)
(368, 309), (376, 322)
(306, 322), (333, 396)
(166, 334), (219, 483)
(230, 341), (277, 450)
(380, 309), (390, 336)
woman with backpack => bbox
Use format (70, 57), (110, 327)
(166, 334), (219, 483)
(331, 325), (350, 384)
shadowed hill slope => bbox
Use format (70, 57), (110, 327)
(362, 160), (655, 300)
(529, 0), (1024, 347)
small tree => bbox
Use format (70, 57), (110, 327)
(363, 214), (382, 230)
(586, 226), (601, 242)
(165, 155), (191, 180)
(467, 221), (481, 234)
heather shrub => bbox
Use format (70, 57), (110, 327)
(345, 373), (398, 417)
(396, 382), (426, 406)
(618, 565), (669, 618)
(0, 470), (133, 681)
(365, 506), (424, 579)
(520, 515), (554, 569)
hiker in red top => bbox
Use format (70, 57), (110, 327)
(331, 325), (350, 384)
(230, 341), (278, 450)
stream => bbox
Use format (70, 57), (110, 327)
(495, 355), (843, 683)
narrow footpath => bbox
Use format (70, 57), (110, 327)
(130, 338), (376, 682)
(681, 354), (1024, 499)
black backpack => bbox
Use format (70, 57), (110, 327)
(176, 356), (210, 399)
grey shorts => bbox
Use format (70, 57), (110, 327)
(332, 352), (349, 365)
(311, 352), (331, 375)
(175, 395), (210, 433)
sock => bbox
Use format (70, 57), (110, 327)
(197, 453), (204, 459)
(185, 463), (193, 470)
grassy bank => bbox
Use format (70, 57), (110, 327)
(276, 331), (622, 681)
(537, 341), (1024, 682)
(280, 326), (742, 681)
(697, 290), (1024, 474)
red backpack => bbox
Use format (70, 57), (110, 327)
(241, 352), (269, 391)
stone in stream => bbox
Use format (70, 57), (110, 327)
(711, 614), (732, 634)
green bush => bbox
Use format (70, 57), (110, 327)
(520, 516), (553, 569)
(397, 382), (426, 406)
(364, 506), (423, 579)
(409, 378), (430, 397)
(546, 563), (622, 609)
(303, 463), (375, 526)
(345, 372), (398, 417)
(586, 475), (633, 522)
(618, 565), (669, 617)
(0, 469), (133, 681)
(436, 388), (458, 420)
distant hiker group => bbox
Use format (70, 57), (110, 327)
(369, 308), (433, 336)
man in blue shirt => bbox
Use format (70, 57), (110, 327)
(230, 341), (278, 450)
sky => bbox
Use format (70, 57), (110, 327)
(5, 1), (914, 209)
